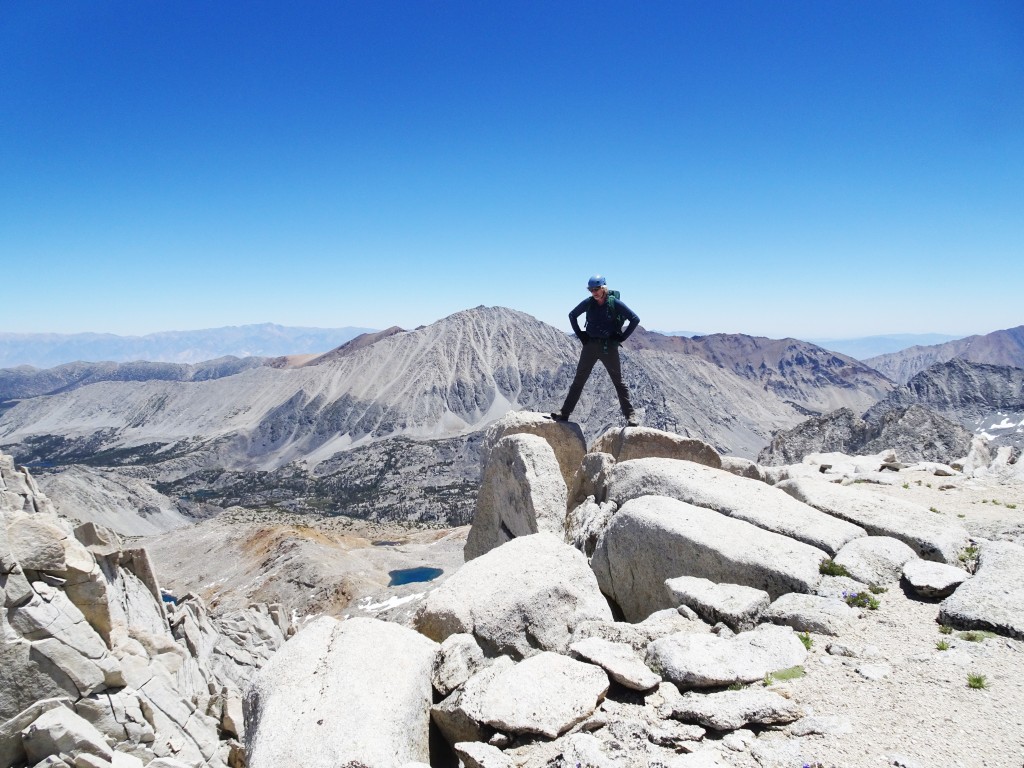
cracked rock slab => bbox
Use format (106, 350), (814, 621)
(646, 624), (806, 689)
(469, 652), (609, 739)
(939, 540), (1024, 639)
(569, 636), (661, 691)
(668, 689), (803, 732)
(764, 592), (858, 636)
(665, 576), (770, 632)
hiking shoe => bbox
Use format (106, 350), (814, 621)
(626, 413), (640, 427)
(550, 412), (569, 422)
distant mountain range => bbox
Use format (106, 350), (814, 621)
(0, 323), (375, 368)
(0, 307), (892, 523)
(2, 309), (1020, 525)
(807, 333), (961, 360)
(866, 325), (1024, 384)
(656, 332), (964, 361)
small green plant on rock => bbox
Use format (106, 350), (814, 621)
(902, 483), (910, 489)
(844, 591), (880, 610)
(929, 506), (941, 514)
(798, 631), (813, 650)
(1007, 503), (1018, 510)
(939, 624), (953, 635)
(936, 640), (950, 651)
(869, 585), (887, 595)
(967, 673), (988, 689)
(960, 630), (996, 642)
(762, 673), (776, 686)
(772, 665), (805, 681)
(959, 545), (979, 563)
(957, 513), (966, 518)
(819, 559), (850, 577)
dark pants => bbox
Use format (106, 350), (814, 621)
(560, 340), (634, 418)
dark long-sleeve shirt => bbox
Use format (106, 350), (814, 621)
(569, 296), (639, 341)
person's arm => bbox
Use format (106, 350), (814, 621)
(569, 299), (590, 341)
(616, 301), (640, 342)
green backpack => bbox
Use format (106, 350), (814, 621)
(593, 289), (625, 332)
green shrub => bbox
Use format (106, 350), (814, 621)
(869, 585), (887, 594)
(819, 559), (850, 577)
(939, 624), (953, 635)
(959, 630), (995, 642)
(967, 673), (988, 689)
(798, 631), (813, 650)
(936, 640), (950, 651)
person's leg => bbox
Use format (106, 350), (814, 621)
(558, 342), (600, 418)
(600, 345), (635, 418)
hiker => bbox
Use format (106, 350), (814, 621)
(551, 274), (640, 426)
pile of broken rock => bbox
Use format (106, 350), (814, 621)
(1, 453), (290, 768)
(243, 412), (1024, 767)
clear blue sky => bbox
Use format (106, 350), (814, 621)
(2, 1), (1022, 338)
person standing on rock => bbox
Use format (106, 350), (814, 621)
(551, 274), (640, 427)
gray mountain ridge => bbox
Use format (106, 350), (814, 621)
(866, 324), (1024, 383)
(759, 358), (1024, 465)
(0, 356), (268, 407)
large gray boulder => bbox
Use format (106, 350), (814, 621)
(567, 451), (616, 508)
(939, 540), (1024, 639)
(416, 532), (612, 658)
(479, 411), (586, 489)
(465, 434), (568, 561)
(646, 624), (807, 689)
(431, 657), (515, 747)
(7, 588), (124, 696)
(664, 576), (770, 632)
(763, 593), (858, 636)
(590, 427), (722, 469)
(833, 536), (918, 587)
(603, 458), (865, 555)
(565, 497), (616, 559)
(592, 496), (826, 622)
(432, 633), (488, 697)
(777, 476), (970, 564)
(6, 512), (67, 571)
(244, 616), (438, 768)
(902, 559), (970, 599)
(20, 705), (113, 764)
(455, 741), (515, 768)
(462, 652), (609, 738)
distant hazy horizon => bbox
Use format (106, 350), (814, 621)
(0, 318), (986, 369)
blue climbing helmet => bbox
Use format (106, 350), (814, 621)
(587, 274), (606, 290)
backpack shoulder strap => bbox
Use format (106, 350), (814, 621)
(606, 291), (621, 321)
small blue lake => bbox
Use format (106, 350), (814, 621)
(388, 567), (444, 586)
